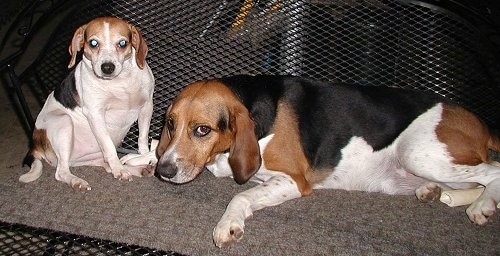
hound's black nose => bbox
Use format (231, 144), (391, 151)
(155, 163), (178, 179)
(101, 62), (115, 75)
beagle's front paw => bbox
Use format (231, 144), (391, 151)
(112, 168), (133, 181)
(213, 217), (245, 248)
(120, 151), (157, 166)
(466, 198), (497, 225)
(70, 177), (91, 191)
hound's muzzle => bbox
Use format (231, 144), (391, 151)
(155, 156), (203, 184)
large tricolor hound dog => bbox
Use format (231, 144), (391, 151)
(20, 17), (156, 190)
(154, 75), (500, 247)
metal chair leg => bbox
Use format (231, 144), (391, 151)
(6, 64), (35, 132)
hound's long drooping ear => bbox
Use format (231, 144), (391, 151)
(68, 25), (86, 68)
(228, 105), (261, 184)
(130, 25), (148, 69)
(156, 106), (173, 159)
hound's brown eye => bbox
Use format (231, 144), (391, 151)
(194, 126), (211, 137)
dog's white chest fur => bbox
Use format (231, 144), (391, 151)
(79, 61), (149, 122)
(36, 63), (152, 146)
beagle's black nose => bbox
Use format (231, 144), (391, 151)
(101, 62), (115, 75)
(155, 163), (178, 179)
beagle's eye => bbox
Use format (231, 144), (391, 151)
(194, 126), (211, 137)
(89, 39), (98, 48)
(118, 39), (127, 48)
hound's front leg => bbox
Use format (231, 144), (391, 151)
(213, 173), (302, 248)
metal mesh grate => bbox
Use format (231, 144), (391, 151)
(0, 221), (182, 255)
(33, 0), (500, 151)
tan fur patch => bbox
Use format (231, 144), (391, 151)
(263, 101), (313, 196)
(436, 104), (491, 165)
(170, 80), (237, 163)
(157, 80), (256, 182)
(83, 17), (132, 59)
(32, 128), (55, 163)
(68, 17), (146, 69)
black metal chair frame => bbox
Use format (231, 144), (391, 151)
(0, 0), (74, 134)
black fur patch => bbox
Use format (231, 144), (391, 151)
(220, 75), (446, 168)
(220, 75), (283, 138)
(54, 69), (79, 109)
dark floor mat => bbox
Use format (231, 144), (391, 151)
(0, 221), (184, 256)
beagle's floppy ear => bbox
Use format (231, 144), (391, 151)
(156, 106), (173, 159)
(130, 24), (148, 69)
(228, 106), (261, 184)
(68, 25), (86, 68)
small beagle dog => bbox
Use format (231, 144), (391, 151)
(155, 75), (500, 247)
(20, 17), (156, 190)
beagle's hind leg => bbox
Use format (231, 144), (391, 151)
(50, 116), (91, 190)
(55, 154), (91, 190)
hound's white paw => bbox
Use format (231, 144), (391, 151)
(415, 182), (442, 202)
(213, 218), (245, 248)
(466, 198), (497, 225)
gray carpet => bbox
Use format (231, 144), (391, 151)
(1, 156), (499, 255)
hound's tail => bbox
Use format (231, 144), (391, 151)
(19, 150), (43, 183)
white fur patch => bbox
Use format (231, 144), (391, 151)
(313, 104), (448, 194)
